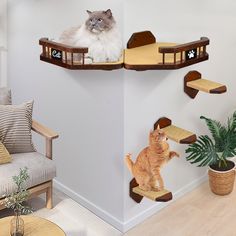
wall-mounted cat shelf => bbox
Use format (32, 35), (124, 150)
(154, 117), (196, 144)
(184, 71), (227, 99)
(124, 31), (210, 71)
(39, 31), (209, 71)
(130, 178), (173, 203)
(39, 38), (123, 70)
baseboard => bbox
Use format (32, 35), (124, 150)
(123, 174), (207, 232)
(53, 179), (124, 232)
(54, 174), (207, 233)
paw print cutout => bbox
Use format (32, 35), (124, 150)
(187, 50), (195, 59)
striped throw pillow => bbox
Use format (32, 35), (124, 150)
(0, 141), (11, 164)
(0, 101), (36, 154)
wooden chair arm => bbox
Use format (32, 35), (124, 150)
(31, 120), (59, 159)
(32, 120), (59, 140)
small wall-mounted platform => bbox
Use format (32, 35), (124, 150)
(184, 71), (227, 99)
(39, 38), (123, 70)
(154, 117), (196, 144)
(130, 178), (173, 203)
(124, 31), (210, 71)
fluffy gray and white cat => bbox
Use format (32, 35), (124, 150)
(59, 9), (122, 63)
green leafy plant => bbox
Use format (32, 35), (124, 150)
(186, 112), (236, 168)
(1, 167), (33, 236)
(2, 167), (33, 215)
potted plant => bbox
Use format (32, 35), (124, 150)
(2, 167), (33, 236)
(186, 112), (236, 195)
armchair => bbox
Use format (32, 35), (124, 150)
(0, 88), (59, 210)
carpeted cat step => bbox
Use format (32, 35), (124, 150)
(129, 178), (173, 203)
(132, 187), (172, 202)
(184, 71), (227, 99)
(154, 117), (197, 144)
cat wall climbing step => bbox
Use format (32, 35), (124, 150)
(130, 178), (173, 203)
(39, 38), (123, 70)
(124, 31), (210, 71)
(184, 71), (227, 99)
(39, 31), (210, 71)
(154, 117), (197, 144)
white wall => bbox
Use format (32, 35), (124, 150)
(7, 0), (236, 233)
(0, 0), (7, 86)
(123, 0), (236, 231)
(7, 0), (125, 230)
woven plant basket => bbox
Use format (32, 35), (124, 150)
(208, 161), (236, 196)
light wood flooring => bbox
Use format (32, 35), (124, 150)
(125, 181), (236, 236)
(1, 181), (236, 236)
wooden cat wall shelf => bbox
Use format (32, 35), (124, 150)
(184, 71), (227, 99)
(154, 117), (197, 144)
(127, 118), (196, 203)
(39, 31), (210, 71)
(39, 38), (123, 70)
(126, 127), (180, 203)
(129, 178), (173, 203)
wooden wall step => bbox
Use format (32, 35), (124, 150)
(184, 71), (227, 98)
(154, 117), (196, 144)
(129, 178), (172, 203)
(133, 187), (172, 202)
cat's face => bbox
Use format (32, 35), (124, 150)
(85, 9), (115, 34)
(150, 128), (168, 143)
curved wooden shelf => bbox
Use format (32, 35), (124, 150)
(39, 31), (209, 71)
(124, 31), (210, 71)
(130, 178), (172, 203)
(39, 38), (123, 70)
(154, 117), (196, 144)
(184, 71), (227, 99)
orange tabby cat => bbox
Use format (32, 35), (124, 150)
(125, 126), (179, 191)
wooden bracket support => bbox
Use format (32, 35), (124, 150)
(127, 31), (156, 49)
(154, 117), (196, 144)
(129, 178), (172, 203)
(184, 70), (227, 99)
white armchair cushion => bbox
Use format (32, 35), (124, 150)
(0, 152), (56, 196)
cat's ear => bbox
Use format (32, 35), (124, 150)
(156, 125), (160, 130)
(104, 9), (112, 18)
(87, 10), (92, 15)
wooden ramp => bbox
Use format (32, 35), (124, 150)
(154, 117), (196, 144)
(184, 71), (227, 98)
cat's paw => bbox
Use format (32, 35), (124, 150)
(84, 57), (93, 64)
(158, 186), (164, 191)
(139, 185), (152, 192)
(151, 186), (160, 192)
(106, 55), (121, 63)
(125, 153), (132, 159)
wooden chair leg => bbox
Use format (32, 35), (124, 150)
(46, 181), (53, 209)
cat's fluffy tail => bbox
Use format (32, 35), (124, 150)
(125, 153), (134, 174)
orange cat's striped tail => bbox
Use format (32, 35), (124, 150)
(125, 153), (134, 174)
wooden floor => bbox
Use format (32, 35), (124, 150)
(1, 182), (236, 235)
(125, 181), (236, 236)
